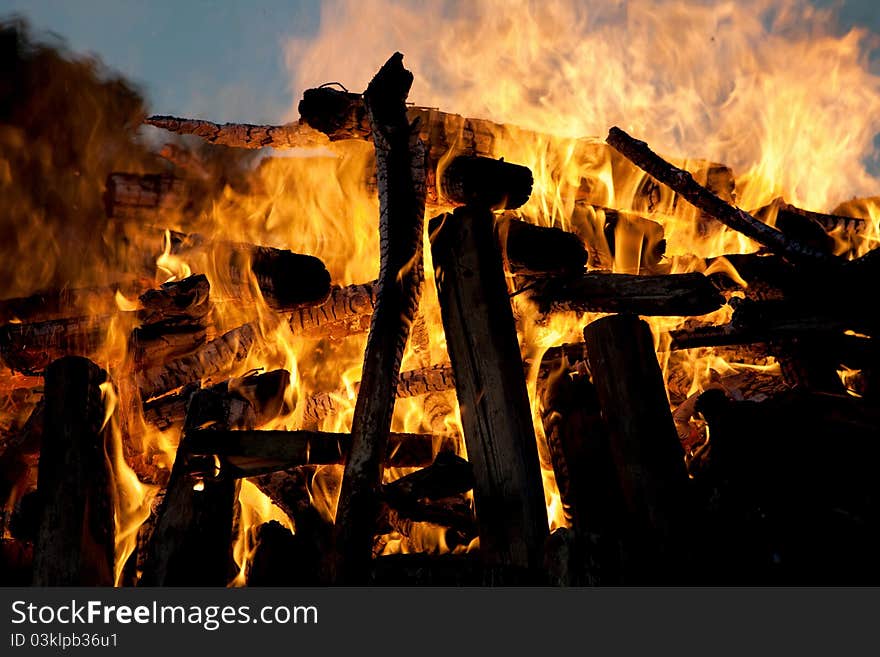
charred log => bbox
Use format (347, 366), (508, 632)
(440, 155), (533, 210)
(184, 429), (443, 475)
(139, 386), (247, 586)
(32, 356), (113, 586)
(335, 53), (428, 584)
(584, 314), (690, 582)
(431, 205), (548, 571)
(137, 323), (257, 400)
(606, 127), (832, 264)
(528, 271), (723, 316)
(499, 215), (588, 276)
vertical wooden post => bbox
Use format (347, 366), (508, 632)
(584, 313), (690, 580)
(32, 356), (113, 586)
(139, 388), (252, 586)
(334, 52), (427, 584)
(430, 206), (548, 575)
(539, 367), (626, 583)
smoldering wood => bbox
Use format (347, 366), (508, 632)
(528, 271), (724, 316)
(137, 323), (257, 400)
(335, 53), (428, 584)
(440, 155), (533, 210)
(139, 387), (248, 586)
(606, 127), (833, 264)
(431, 205), (549, 570)
(584, 314), (690, 582)
(32, 356), (114, 586)
(184, 429), (442, 475)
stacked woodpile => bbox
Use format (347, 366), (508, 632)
(3, 51), (879, 586)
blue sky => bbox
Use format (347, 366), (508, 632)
(1, 0), (879, 124)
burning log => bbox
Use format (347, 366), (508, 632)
(584, 314), (690, 581)
(499, 215), (588, 275)
(137, 323), (257, 400)
(141, 369), (289, 435)
(302, 363), (456, 425)
(335, 53), (428, 584)
(528, 271), (724, 316)
(383, 452), (474, 504)
(117, 223), (332, 312)
(440, 155), (533, 209)
(144, 115), (329, 149)
(568, 204), (667, 272)
(140, 386), (247, 586)
(539, 367), (625, 584)
(287, 281), (377, 340)
(131, 274), (211, 365)
(0, 278), (147, 324)
(104, 172), (203, 220)
(0, 315), (107, 374)
(431, 205), (549, 573)
(185, 429), (442, 475)
(32, 356), (113, 586)
(606, 127), (833, 264)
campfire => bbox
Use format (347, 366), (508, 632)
(2, 7), (880, 586)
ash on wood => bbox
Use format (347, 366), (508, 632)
(584, 314), (690, 582)
(139, 387), (249, 586)
(431, 205), (548, 572)
(32, 356), (113, 586)
(0, 315), (106, 374)
(440, 155), (533, 210)
(334, 52), (428, 584)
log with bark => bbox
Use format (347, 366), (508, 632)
(32, 356), (114, 586)
(139, 386), (247, 586)
(334, 53), (428, 584)
(184, 429), (444, 476)
(528, 271), (724, 316)
(606, 127), (833, 264)
(431, 204), (549, 574)
(584, 314), (691, 582)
